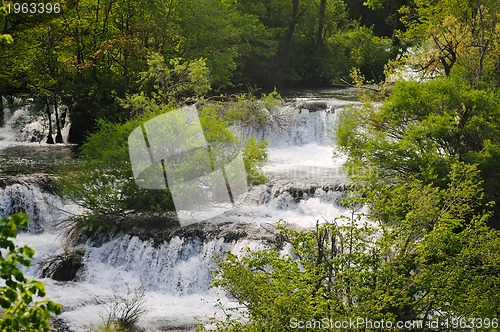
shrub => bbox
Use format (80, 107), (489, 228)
(0, 213), (62, 331)
(57, 57), (271, 242)
(101, 284), (149, 332)
(206, 165), (500, 330)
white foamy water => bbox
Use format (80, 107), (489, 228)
(218, 143), (348, 228)
(1, 94), (358, 331)
(222, 98), (352, 228)
(264, 143), (347, 184)
(14, 232), (262, 331)
(0, 101), (71, 150)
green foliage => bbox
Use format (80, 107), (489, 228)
(175, 0), (274, 88)
(200, 90), (280, 185)
(235, 0), (395, 86)
(330, 26), (392, 83)
(57, 110), (177, 241)
(208, 163), (500, 330)
(0, 0), (400, 146)
(137, 53), (211, 106)
(0, 2), (12, 46)
(336, 77), (500, 226)
(398, 0), (500, 86)
(60, 55), (212, 213)
(0, 213), (62, 331)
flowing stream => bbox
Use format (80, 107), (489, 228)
(0, 91), (358, 331)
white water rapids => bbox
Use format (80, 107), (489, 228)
(0, 93), (358, 331)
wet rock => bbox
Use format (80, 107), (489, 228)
(41, 249), (85, 281)
(110, 213), (275, 246)
(50, 317), (75, 332)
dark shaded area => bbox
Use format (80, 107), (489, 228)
(114, 214), (275, 247)
(345, 0), (410, 40)
(41, 249), (85, 281)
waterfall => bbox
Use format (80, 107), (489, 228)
(0, 93), (358, 331)
(0, 100), (71, 147)
(2, 178), (271, 331)
(82, 235), (266, 295)
(234, 99), (353, 147)
(0, 179), (78, 233)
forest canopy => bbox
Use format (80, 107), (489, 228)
(0, 0), (394, 142)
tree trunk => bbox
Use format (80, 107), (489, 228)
(0, 94), (4, 128)
(315, 0), (327, 53)
(45, 98), (54, 144)
(282, 0), (303, 66)
(54, 96), (63, 143)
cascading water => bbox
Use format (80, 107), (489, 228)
(0, 99), (71, 147)
(0, 92), (357, 331)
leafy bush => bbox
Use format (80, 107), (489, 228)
(0, 213), (62, 331)
(331, 26), (392, 82)
(57, 111), (178, 242)
(58, 56), (272, 241)
(336, 76), (500, 226)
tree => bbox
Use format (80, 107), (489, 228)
(336, 75), (500, 227)
(29, 19), (67, 144)
(173, 0), (275, 89)
(235, 0), (393, 87)
(0, 213), (62, 331)
(399, 0), (500, 86)
(0, 0), (69, 142)
(55, 0), (149, 142)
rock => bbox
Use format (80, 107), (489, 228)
(112, 213), (275, 246)
(41, 249), (85, 281)
(50, 317), (75, 332)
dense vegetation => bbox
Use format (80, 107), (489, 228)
(57, 53), (273, 242)
(0, 0), (394, 142)
(206, 164), (500, 331)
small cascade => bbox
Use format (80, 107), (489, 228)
(0, 99), (71, 148)
(81, 235), (268, 296)
(0, 178), (77, 233)
(25, 220), (272, 331)
(234, 99), (356, 147)
(216, 181), (348, 229)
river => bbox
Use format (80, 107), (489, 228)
(0, 90), (358, 331)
